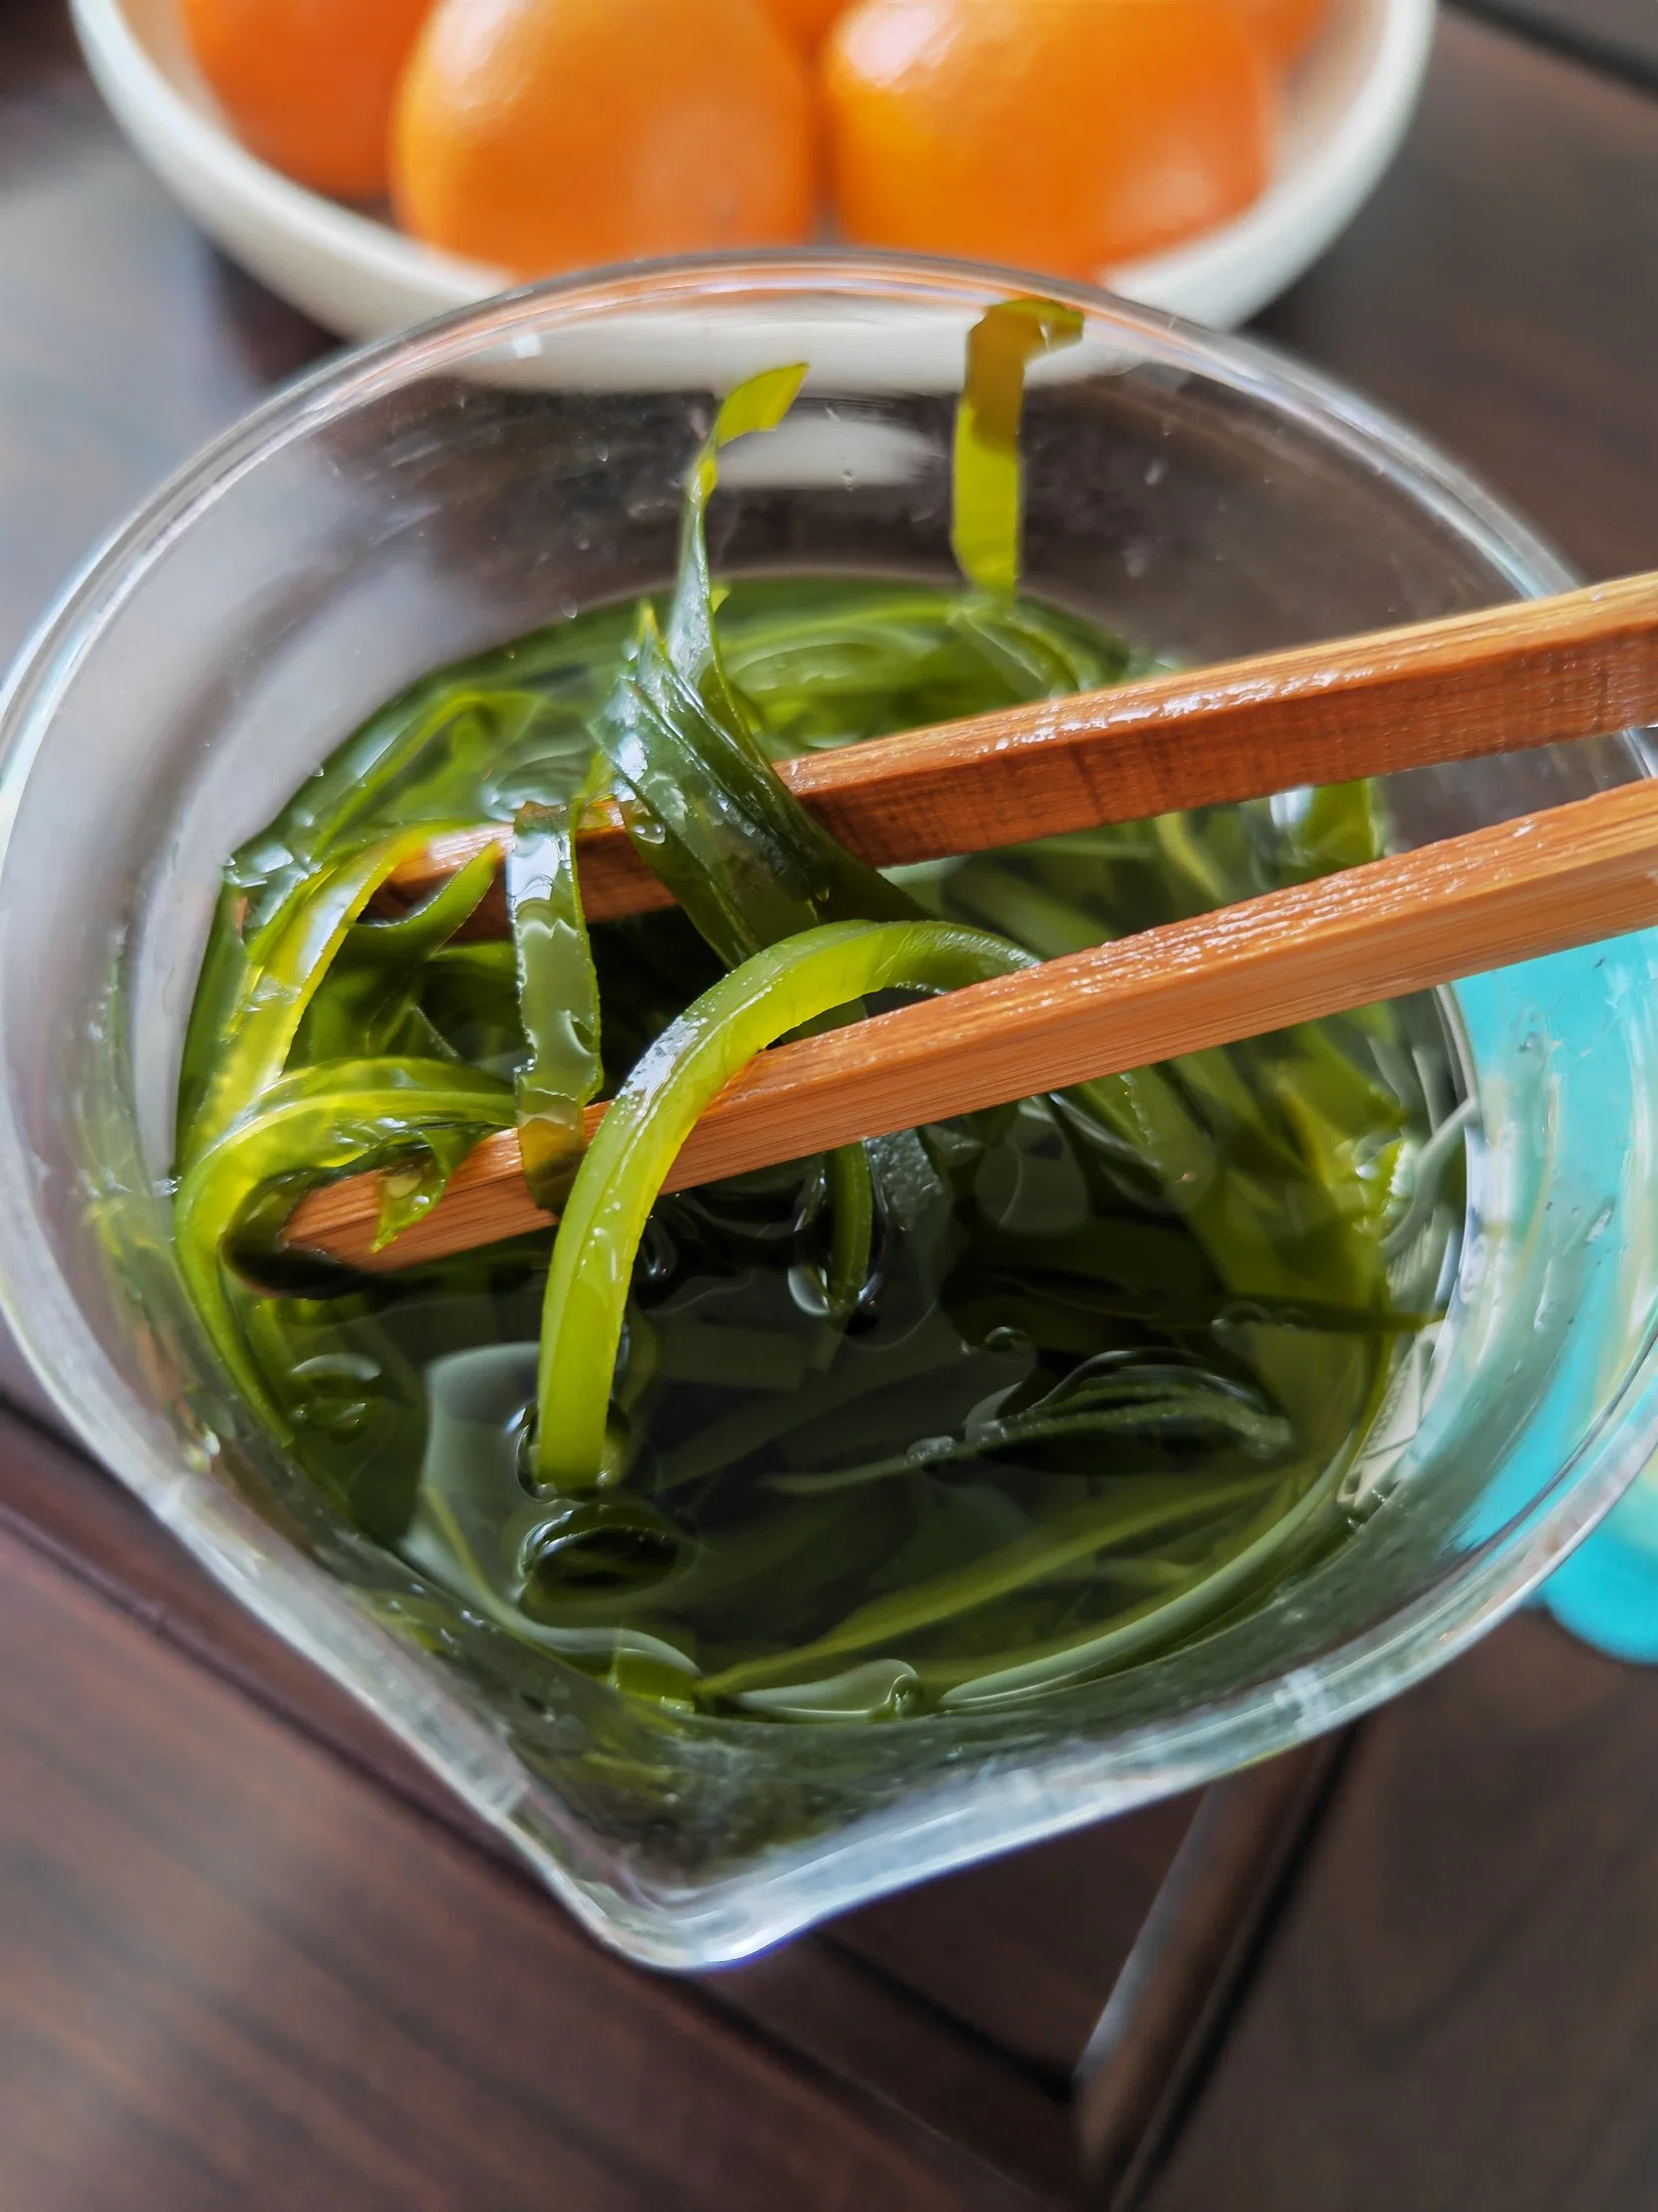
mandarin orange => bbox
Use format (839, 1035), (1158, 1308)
(760, 0), (850, 45)
(1232, 0), (1330, 66)
(182, 0), (434, 199)
(392, 0), (817, 280)
(824, 0), (1274, 280)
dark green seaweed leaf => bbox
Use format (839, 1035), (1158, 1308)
(509, 789), (605, 1211)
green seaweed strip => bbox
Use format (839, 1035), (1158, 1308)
(345, 847), (502, 1249)
(952, 297), (1084, 597)
(509, 784), (604, 1212)
(176, 1057), (515, 1433)
(672, 366), (813, 735)
(597, 369), (921, 967)
(180, 826), (438, 1169)
(769, 1380), (1290, 1495)
(594, 367), (923, 1333)
(926, 1435), (1366, 1708)
(535, 921), (1035, 1489)
(373, 1124), (479, 1254)
(704, 1473), (1274, 1700)
(821, 1145), (876, 1325)
(345, 846), (496, 966)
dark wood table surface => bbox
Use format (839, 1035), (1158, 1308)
(6, 4), (1658, 2205)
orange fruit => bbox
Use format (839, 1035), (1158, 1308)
(824, 0), (1274, 279)
(760, 0), (850, 45)
(393, 0), (817, 280)
(182, 0), (434, 199)
(1232, 0), (1330, 66)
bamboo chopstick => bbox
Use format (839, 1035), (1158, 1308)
(375, 570), (1658, 934)
(290, 775), (1658, 1272)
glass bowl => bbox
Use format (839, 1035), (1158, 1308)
(1, 255), (1654, 1970)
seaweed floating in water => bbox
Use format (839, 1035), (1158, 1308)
(172, 300), (1460, 1721)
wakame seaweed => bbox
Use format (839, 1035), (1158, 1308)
(172, 303), (1463, 1722)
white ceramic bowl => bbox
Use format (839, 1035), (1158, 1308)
(73, 0), (1436, 340)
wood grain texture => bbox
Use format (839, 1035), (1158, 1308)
(0, 1519), (1041, 2212)
(0, 1402), (508, 1845)
(0, 1401), (1150, 2201)
(0, 1380), (1325, 2200)
(4, 1401), (1324, 2208)
(1460, 0), (1658, 84)
(0, 2), (328, 670)
(293, 776), (1658, 1270)
(1075, 1739), (1347, 2205)
(1258, 12), (1658, 585)
(833, 1797), (1200, 2084)
(1143, 1613), (1658, 2212)
(702, 1938), (1077, 2198)
(380, 571), (1658, 934)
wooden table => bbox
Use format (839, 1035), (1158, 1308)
(5, 5), (1658, 2205)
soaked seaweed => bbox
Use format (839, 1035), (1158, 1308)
(172, 307), (1460, 1719)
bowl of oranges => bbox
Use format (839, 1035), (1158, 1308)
(73, 0), (1434, 339)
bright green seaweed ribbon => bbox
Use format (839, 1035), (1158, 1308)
(534, 920), (1036, 1489)
(174, 829), (512, 1426)
(952, 297), (1084, 597)
(176, 1057), (516, 1434)
(180, 827), (443, 1169)
(594, 366), (929, 1326)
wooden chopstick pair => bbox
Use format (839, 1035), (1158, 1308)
(290, 571), (1658, 1272)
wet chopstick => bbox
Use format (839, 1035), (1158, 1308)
(292, 774), (1658, 1271)
(375, 570), (1658, 933)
